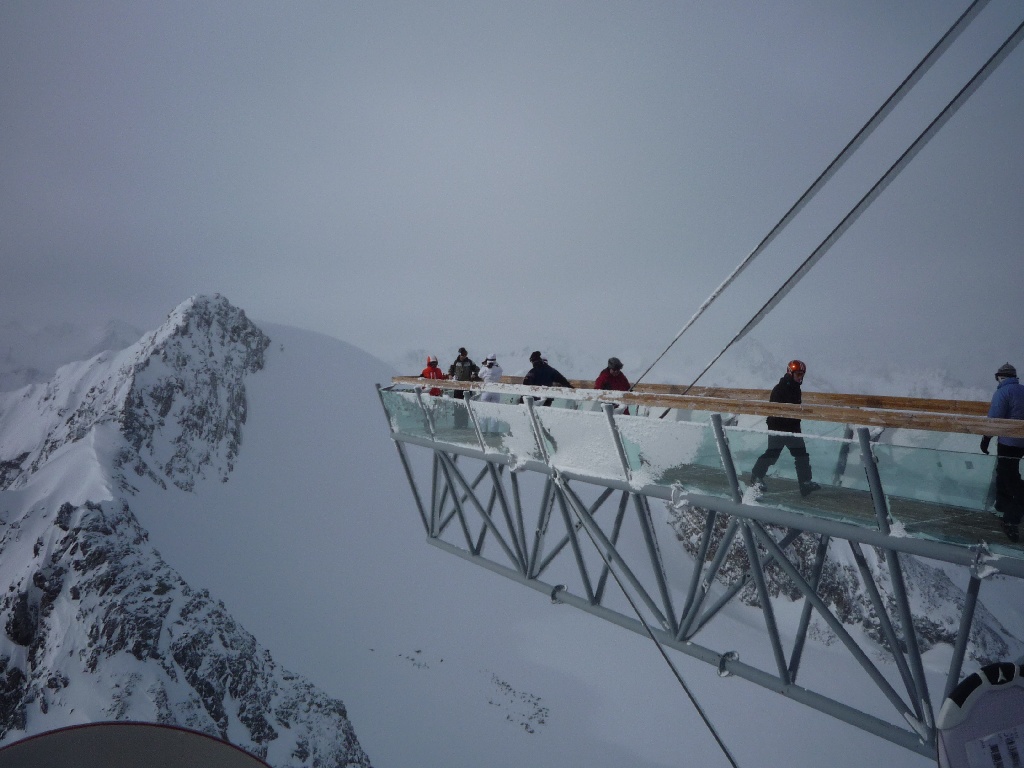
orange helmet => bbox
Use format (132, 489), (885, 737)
(787, 359), (806, 375)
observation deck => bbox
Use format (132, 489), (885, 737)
(377, 375), (1024, 757)
(381, 376), (1024, 567)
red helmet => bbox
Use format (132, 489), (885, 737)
(787, 359), (806, 375)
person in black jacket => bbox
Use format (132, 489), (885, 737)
(523, 350), (573, 406)
(448, 347), (480, 427)
(749, 360), (820, 496)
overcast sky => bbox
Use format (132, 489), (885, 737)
(2, 0), (1022, 388)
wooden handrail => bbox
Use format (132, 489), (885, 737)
(390, 376), (1023, 439)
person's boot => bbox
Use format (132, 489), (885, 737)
(799, 480), (821, 497)
(1003, 519), (1020, 543)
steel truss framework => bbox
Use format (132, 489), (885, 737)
(377, 384), (1021, 759)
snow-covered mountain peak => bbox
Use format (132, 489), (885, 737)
(0, 297), (372, 767)
(0, 294), (271, 496)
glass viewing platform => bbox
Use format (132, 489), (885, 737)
(379, 376), (1024, 564)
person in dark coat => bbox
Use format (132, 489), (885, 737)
(523, 350), (573, 406)
(448, 347), (480, 427)
(981, 362), (1024, 542)
(749, 360), (820, 496)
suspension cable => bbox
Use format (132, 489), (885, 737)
(555, 477), (741, 768)
(679, 16), (1024, 395)
(631, 0), (991, 390)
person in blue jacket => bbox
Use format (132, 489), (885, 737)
(981, 362), (1024, 542)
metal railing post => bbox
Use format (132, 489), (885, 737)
(858, 427), (891, 532)
(463, 396), (488, 453)
(712, 414), (743, 504)
(413, 385), (438, 440)
(524, 396), (550, 463)
(831, 425), (855, 486)
(602, 402), (633, 483)
(857, 427), (934, 736)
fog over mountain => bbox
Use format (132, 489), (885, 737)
(0, 295), (1020, 767)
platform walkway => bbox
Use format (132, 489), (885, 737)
(383, 376), (1024, 564)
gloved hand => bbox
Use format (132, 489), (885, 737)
(980, 436), (991, 454)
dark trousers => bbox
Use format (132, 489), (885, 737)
(995, 443), (1024, 524)
(751, 433), (812, 485)
(453, 388), (468, 428)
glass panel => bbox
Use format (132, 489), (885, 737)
(420, 395), (480, 449)
(725, 426), (878, 526)
(872, 443), (995, 510)
(532, 406), (625, 479)
(870, 443), (1008, 546)
(379, 389), (431, 440)
(877, 427), (982, 453)
(868, 427), (1013, 544)
(725, 427), (848, 487)
(614, 416), (729, 495)
(466, 399), (544, 463)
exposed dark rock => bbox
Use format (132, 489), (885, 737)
(4, 593), (36, 647)
(0, 498), (371, 767)
(0, 453), (29, 491)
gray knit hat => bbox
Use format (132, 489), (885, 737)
(996, 362), (1017, 379)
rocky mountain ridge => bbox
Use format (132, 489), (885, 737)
(0, 295), (371, 767)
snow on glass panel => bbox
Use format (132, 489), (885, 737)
(531, 405), (624, 479)
(467, 399), (544, 464)
(380, 389), (431, 439)
(613, 416), (722, 491)
(420, 396), (481, 450)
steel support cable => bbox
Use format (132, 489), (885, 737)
(680, 17), (1024, 395)
(632, 0), (990, 390)
(557, 478), (741, 768)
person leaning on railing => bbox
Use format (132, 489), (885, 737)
(420, 355), (444, 397)
(523, 350), (573, 406)
(448, 347), (480, 428)
(980, 362), (1024, 542)
(595, 357), (630, 415)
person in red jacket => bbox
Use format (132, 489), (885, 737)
(420, 356), (444, 396)
(595, 357), (629, 391)
(595, 357), (630, 414)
